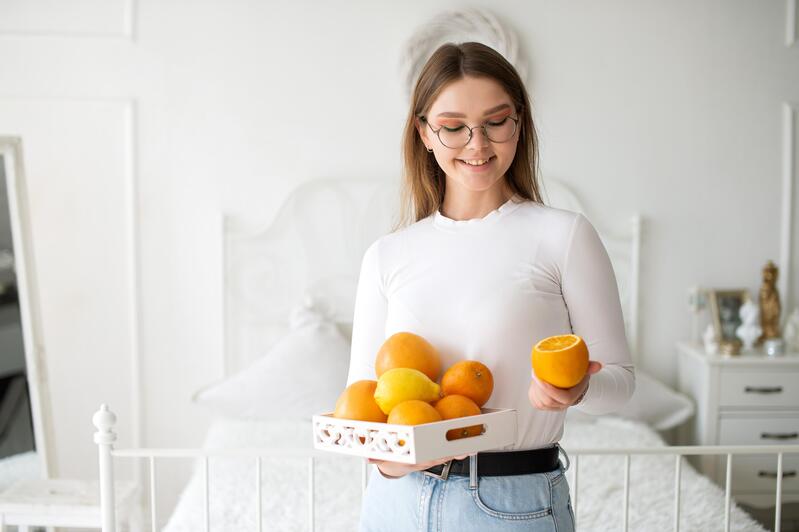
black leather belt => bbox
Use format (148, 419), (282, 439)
(423, 445), (560, 480)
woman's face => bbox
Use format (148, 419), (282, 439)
(418, 76), (520, 195)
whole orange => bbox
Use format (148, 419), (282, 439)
(531, 334), (589, 388)
(440, 360), (494, 407)
(333, 380), (387, 422)
(434, 394), (483, 440)
(375, 332), (441, 382)
(387, 400), (442, 425)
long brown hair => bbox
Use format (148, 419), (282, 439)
(394, 41), (543, 231)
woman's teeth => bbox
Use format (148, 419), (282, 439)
(460, 158), (490, 166)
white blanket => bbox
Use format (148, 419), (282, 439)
(163, 417), (766, 531)
(0, 451), (40, 492)
(163, 419), (362, 532)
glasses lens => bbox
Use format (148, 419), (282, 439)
(485, 118), (517, 143)
(438, 126), (471, 149)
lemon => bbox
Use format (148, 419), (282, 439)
(374, 368), (441, 415)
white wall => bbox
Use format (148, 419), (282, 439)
(0, 0), (797, 524)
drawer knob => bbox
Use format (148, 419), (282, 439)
(744, 386), (783, 394)
(758, 470), (797, 479)
(760, 432), (798, 440)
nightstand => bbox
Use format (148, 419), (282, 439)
(676, 341), (799, 507)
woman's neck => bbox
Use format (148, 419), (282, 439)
(439, 183), (514, 221)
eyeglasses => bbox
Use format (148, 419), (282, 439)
(420, 115), (519, 149)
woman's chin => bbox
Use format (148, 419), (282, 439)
(453, 173), (503, 191)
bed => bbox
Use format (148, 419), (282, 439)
(154, 416), (768, 532)
(92, 177), (794, 531)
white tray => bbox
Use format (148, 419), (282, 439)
(312, 408), (517, 464)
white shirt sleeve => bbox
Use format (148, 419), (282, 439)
(561, 213), (636, 414)
(345, 239), (387, 386)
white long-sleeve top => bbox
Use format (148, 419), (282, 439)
(345, 194), (635, 450)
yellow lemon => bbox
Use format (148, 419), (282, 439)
(374, 368), (441, 415)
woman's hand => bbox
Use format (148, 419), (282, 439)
(528, 361), (603, 411)
(367, 454), (470, 479)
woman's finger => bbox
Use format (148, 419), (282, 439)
(587, 360), (603, 374)
(531, 371), (578, 403)
(536, 381), (573, 405)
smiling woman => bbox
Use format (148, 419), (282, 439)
(422, 104), (518, 178)
(396, 42), (542, 229)
(348, 41), (635, 532)
(418, 78), (521, 221)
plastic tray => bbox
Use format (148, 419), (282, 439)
(312, 408), (517, 464)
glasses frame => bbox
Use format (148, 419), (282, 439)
(420, 115), (520, 149)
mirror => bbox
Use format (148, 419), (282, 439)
(0, 137), (54, 483)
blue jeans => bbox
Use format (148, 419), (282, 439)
(359, 449), (575, 532)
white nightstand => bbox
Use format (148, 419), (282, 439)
(676, 341), (799, 507)
(0, 478), (140, 531)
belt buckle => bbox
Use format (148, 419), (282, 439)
(423, 459), (453, 480)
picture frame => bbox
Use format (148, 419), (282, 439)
(707, 289), (752, 345)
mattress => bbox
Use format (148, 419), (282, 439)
(163, 417), (766, 531)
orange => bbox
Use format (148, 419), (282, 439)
(387, 400), (442, 425)
(531, 334), (589, 388)
(333, 380), (387, 423)
(375, 332), (441, 382)
(440, 360), (494, 407)
(434, 394), (483, 440)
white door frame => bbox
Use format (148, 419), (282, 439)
(0, 136), (55, 478)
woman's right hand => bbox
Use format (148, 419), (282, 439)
(367, 454), (469, 479)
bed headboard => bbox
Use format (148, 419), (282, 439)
(221, 178), (641, 376)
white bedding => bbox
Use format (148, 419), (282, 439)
(163, 417), (766, 532)
(0, 451), (40, 492)
(163, 419), (363, 532)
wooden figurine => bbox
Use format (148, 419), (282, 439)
(758, 260), (781, 344)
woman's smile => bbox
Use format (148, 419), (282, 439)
(456, 155), (496, 171)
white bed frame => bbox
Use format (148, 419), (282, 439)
(90, 178), (798, 531)
(92, 405), (799, 532)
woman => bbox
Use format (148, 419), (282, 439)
(346, 41), (635, 532)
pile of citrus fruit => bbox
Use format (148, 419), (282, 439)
(333, 332), (493, 440)
(333, 331), (591, 441)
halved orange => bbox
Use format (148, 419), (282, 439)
(531, 334), (589, 389)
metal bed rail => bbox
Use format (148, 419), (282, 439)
(94, 405), (799, 532)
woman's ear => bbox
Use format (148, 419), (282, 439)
(415, 117), (430, 147)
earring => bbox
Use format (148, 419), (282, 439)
(426, 146), (433, 153)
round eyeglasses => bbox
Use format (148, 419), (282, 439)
(420, 115), (519, 149)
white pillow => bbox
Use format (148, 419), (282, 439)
(618, 370), (695, 430)
(192, 296), (350, 421)
(566, 370), (695, 431)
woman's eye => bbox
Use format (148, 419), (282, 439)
(487, 118), (508, 127)
(443, 125), (464, 132)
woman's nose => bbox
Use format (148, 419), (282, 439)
(466, 126), (490, 148)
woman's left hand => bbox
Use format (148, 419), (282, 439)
(528, 361), (603, 411)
